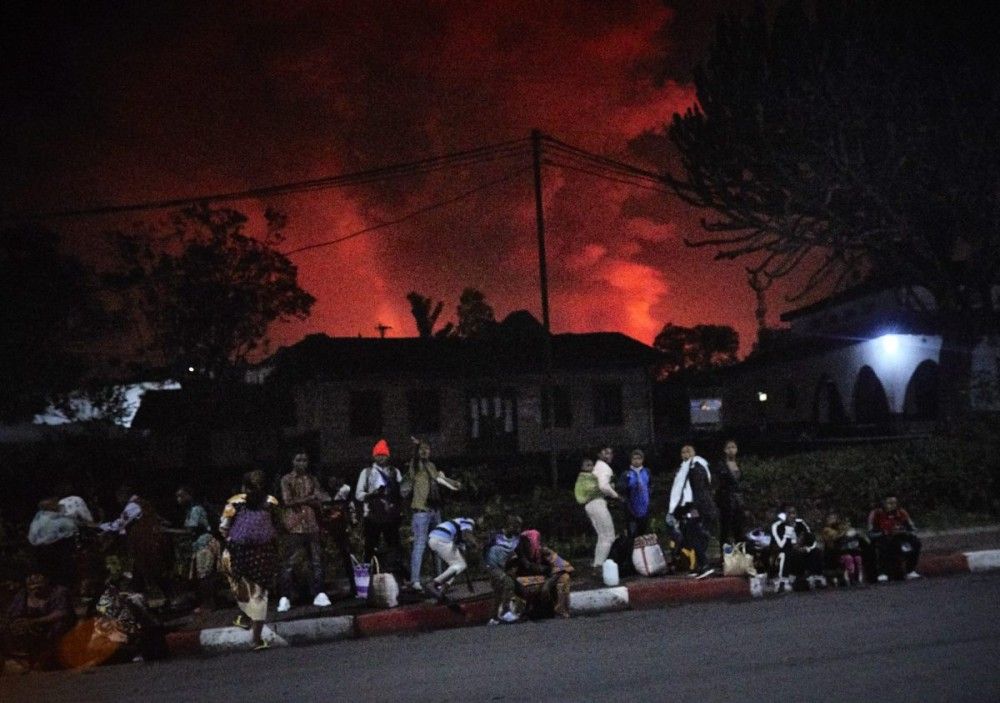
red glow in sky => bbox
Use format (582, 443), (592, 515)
(2, 1), (770, 352)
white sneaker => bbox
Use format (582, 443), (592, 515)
(411, 582), (425, 593)
(877, 574), (889, 583)
(277, 596), (292, 612)
(905, 571), (922, 580)
(313, 592), (332, 607)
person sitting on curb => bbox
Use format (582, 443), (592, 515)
(483, 516), (524, 623)
(667, 445), (717, 579)
(1, 572), (76, 672)
(770, 505), (825, 591)
(509, 529), (573, 620)
(821, 511), (866, 586)
(426, 516), (478, 600)
(867, 494), (922, 582)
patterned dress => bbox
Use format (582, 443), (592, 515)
(220, 494), (280, 621)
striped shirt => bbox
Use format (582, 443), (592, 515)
(430, 517), (475, 542)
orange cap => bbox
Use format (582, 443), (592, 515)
(372, 439), (390, 457)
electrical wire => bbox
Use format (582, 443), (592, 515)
(9, 137), (531, 221)
(543, 158), (673, 194)
(540, 134), (666, 183)
(282, 166), (532, 256)
(542, 140), (666, 186)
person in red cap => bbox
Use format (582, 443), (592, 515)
(355, 439), (406, 577)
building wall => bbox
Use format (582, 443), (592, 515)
(719, 334), (1000, 428)
(290, 368), (655, 465)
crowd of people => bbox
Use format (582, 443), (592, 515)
(2, 436), (925, 668)
(576, 441), (924, 591)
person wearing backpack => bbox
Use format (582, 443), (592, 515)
(426, 517), (478, 600)
(356, 439), (407, 579)
(619, 449), (652, 540)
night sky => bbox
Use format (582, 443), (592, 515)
(2, 1), (773, 352)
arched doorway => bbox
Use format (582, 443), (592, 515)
(904, 360), (939, 419)
(814, 375), (847, 424)
(853, 366), (891, 424)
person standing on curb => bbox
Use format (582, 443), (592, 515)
(714, 439), (746, 548)
(619, 449), (652, 539)
(406, 437), (460, 592)
(585, 446), (620, 575)
(220, 470), (281, 651)
(356, 439), (406, 578)
(321, 473), (357, 597)
(277, 450), (332, 613)
(667, 445), (717, 579)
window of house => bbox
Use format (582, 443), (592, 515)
(593, 383), (623, 426)
(349, 391), (383, 437)
(407, 389), (441, 434)
(541, 385), (573, 428)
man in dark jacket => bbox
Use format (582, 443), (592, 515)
(667, 445), (718, 579)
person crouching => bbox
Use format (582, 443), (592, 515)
(426, 517), (477, 600)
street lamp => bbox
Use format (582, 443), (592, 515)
(879, 334), (901, 355)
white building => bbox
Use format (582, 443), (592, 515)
(699, 285), (1000, 431)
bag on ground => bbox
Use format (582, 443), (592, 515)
(631, 534), (667, 576)
(352, 554), (372, 600)
(722, 542), (757, 577)
(368, 556), (399, 608)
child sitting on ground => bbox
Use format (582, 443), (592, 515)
(821, 511), (865, 586)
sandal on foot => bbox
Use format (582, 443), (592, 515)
(252, 640), (270, 651)
(232, 615), (251, 630)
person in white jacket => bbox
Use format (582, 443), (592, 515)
(585, 446), (620, 570)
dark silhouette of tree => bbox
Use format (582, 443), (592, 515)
(640, 1), (1000, 420)
(455, 287), (497, 339)
(108, 204), (315, 379)
(0, 226), (102, 421)
(406, 292), (453, 338)
(654, 322), (739, 376)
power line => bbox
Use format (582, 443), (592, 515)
(543, 158), (674, 194)
(541, 137), (666, 184)
(9, 137), (531, 221)
(282, 166), (531, 256)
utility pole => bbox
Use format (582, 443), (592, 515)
(532, 129), (559, 489)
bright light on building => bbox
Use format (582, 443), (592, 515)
(188, 366), (195, 372)
(757, 391), (768, 402)
(879, 334), (901, 355)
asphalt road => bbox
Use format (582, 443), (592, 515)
(4, 572), (999, 703)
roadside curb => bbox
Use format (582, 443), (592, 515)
(165, 548), (1000, 658)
